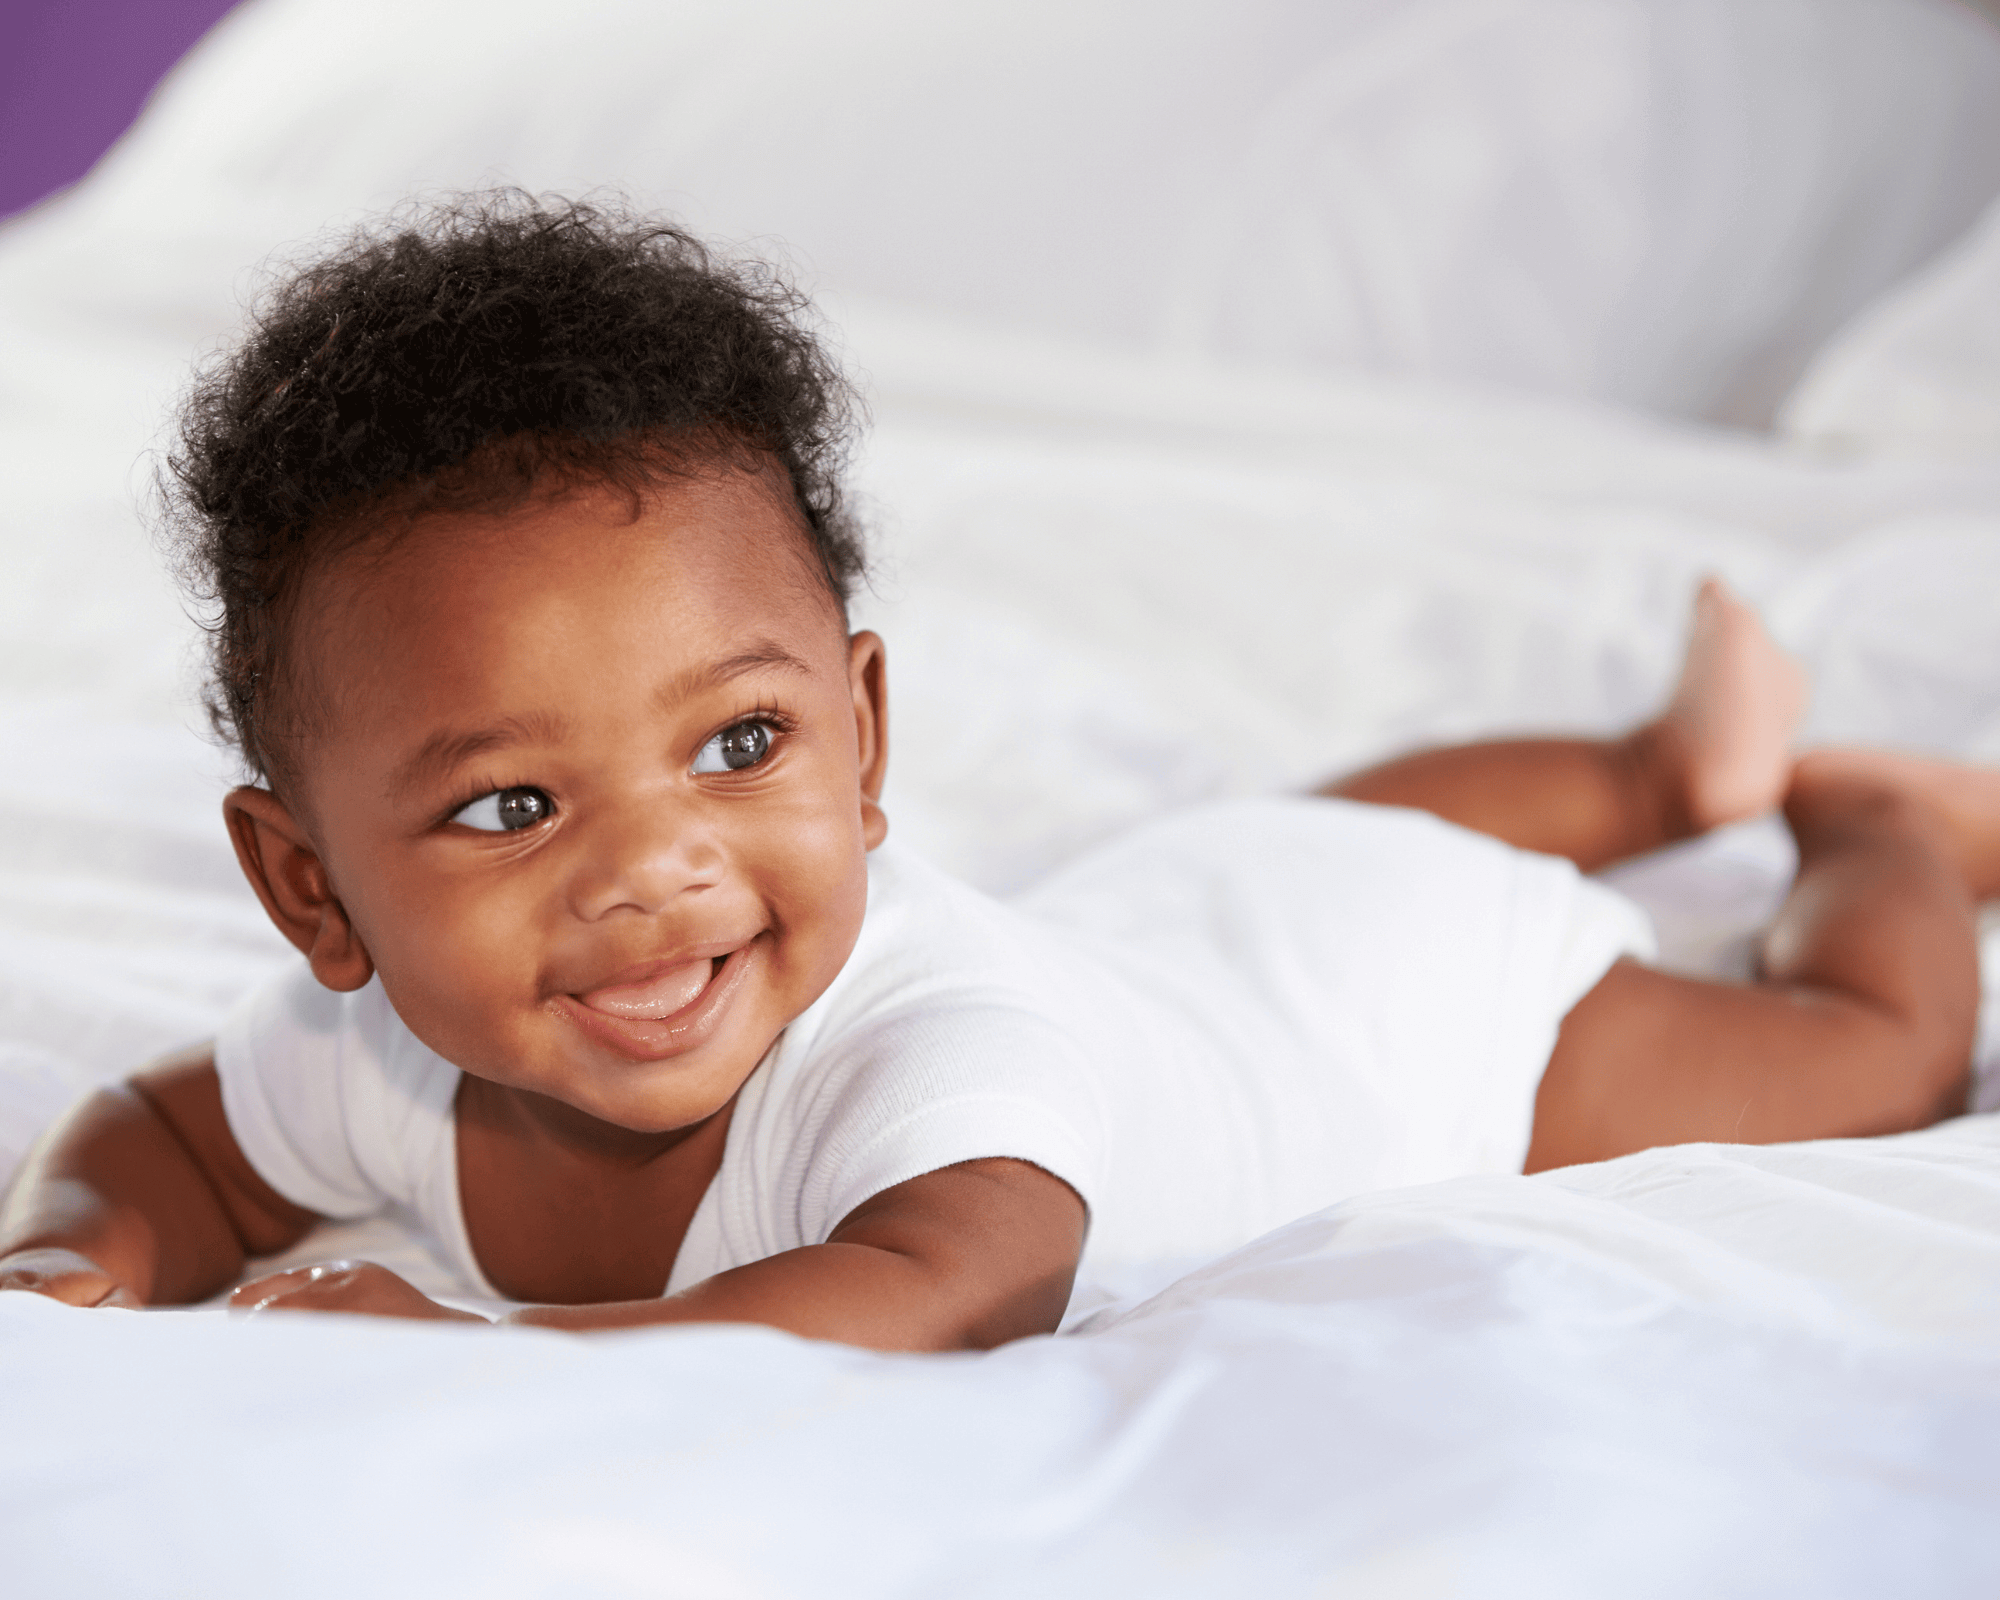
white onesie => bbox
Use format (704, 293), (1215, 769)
(216, 798), (1653, 1303)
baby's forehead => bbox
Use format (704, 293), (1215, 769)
(303, 470), (849, 691)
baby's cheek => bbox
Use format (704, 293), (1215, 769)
(764, 825), (872, 1006)
(363, 889), (553, 1074)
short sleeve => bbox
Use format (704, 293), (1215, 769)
(683, 847), (1117, 1283)
(213, 965), (460, 1221)
(783, 1004), (1106, 1243)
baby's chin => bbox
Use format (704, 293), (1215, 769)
(480, 1027), (763, 1138)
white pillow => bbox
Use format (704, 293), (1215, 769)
(67, 0), (2000, 425)
(1779, 194), (2000, 459)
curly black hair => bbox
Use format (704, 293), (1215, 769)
(163, 190), (865, 795)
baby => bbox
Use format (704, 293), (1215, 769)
(1, 195), (1993, 1346)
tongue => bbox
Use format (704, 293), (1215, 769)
(579, 958), (715, 1021)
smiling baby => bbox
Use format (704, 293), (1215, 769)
(2, 194), (1993, 1346)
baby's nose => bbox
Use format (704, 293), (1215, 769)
(566, 798), (724, 920)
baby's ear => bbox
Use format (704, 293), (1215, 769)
(222, 787), (376, 992)
(848, 630), (890, 849)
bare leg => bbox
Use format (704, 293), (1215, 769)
(1315, 578), (1990, 1165)
(1323, 578), (1807, 870)
(1526, 754), (1992, 1168)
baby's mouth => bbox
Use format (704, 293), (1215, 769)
(576, 955), (725, 1022)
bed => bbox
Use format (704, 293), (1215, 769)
(5, 1), (2000, 1593)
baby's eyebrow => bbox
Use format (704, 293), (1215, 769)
(656, 641), (816, 707)
(389, 711), (570, 803)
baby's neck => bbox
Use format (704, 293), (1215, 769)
(455, 1075), (736, 1303)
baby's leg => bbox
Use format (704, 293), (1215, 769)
(1324, 579), (1806, 870)
(1524, 752), (1998, 1169)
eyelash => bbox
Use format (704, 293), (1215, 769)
(692, 709), (796, 775)
(715, 705), (798, 748)
(432, 708), (800, 827)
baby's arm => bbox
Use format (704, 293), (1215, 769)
(0, 1048), (319, 1307)
(520, 1159), (1087, 1348)
(237, 1159), (1087, 1350)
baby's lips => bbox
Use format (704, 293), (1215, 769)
(576, 957), (716, 1021)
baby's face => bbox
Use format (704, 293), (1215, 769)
(252, 465), (885, 1134)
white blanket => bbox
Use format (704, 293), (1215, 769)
(6, 1), (2000, 1593)
(6, 1124), (1999, 1597)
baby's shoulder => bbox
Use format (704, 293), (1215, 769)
(709, 845), (1116, 1264)
(827, 844), (1071, 998)
(793, 842), (1094, 1054)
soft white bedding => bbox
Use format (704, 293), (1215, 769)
(6, 1), (2000, 1594)
(8, 1122), (2000, 1598)
(1784, 192), (2000, 460)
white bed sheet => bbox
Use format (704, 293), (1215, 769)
(1784, 191), (2000, 461)
(6, 3), (2000, 1594)
(6, 1122), (1999, 1598)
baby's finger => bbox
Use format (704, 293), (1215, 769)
(0, 1247), (133, 1307)
(229, 1258), (483, 1322)
(228, 1259), (356, 1314)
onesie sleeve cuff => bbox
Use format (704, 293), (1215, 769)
(213, 965), (397, 1220)
(809, 1092), (1101, 1244)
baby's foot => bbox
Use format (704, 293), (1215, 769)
(1793, 748), (2000, 901)
(1652, 577), (1808, 833)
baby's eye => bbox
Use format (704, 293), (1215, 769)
(451, 787), (553, 832)
(692, 720), (774, 774)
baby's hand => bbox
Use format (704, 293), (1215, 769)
(0, 1246), (144, 1308)
(230, 1259), (488, 1323)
